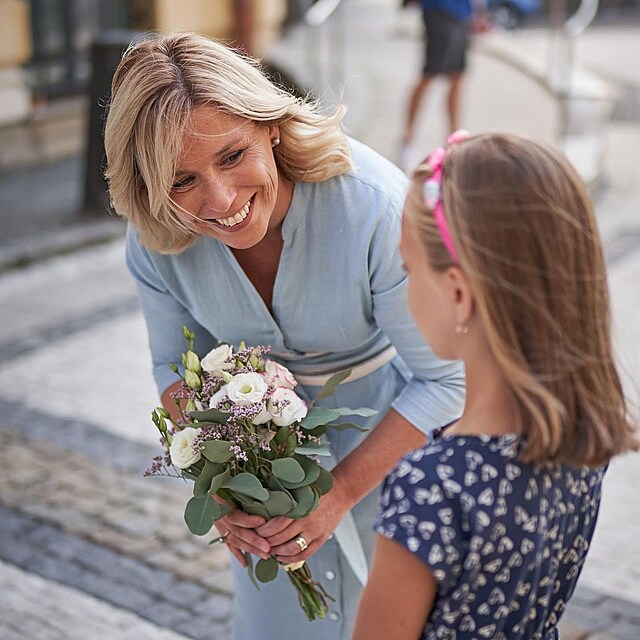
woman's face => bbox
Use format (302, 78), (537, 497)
(169, 106), (292, 249)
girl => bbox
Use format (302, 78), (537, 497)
(352, 131), (638, 640)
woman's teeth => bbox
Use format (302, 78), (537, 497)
(217, 200), (250, 227)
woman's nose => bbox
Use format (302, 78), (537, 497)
(203, 174), (237, 215)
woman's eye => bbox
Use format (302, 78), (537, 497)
(171, 176), (194, 191)
(222, 149), (244, 166)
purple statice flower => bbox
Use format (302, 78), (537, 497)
(230, 444), (248, 462)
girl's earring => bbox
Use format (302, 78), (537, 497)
(271, 137), (280, 147)
(455, 323), (469, 335)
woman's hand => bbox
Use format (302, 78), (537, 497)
(214, 506), (271, 567)
(254, 479), (353, 564)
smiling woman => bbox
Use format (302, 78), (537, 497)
(103, 32), (466, 640)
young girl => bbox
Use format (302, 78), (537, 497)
(352, 131), (639, 640)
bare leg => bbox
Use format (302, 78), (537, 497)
(446, 72), (464, 133)
(402, 75), (434, 145)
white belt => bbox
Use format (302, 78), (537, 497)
(292, 345), (398, 387)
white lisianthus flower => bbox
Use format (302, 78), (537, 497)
(252, 405), (272, 425)
(263, 360), (297, 389)
(201, 344), (234, 376)
(227, 372), (268, 405)
(268, 387), (308, 426)
(169, 427), (201, 469)
(208, 385), (228, 409)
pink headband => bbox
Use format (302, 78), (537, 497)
(423, 129), (470, 262)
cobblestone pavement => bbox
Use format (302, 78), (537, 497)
(1, 1), (639, 638)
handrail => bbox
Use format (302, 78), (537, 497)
(564, 0), (599, 38)
(305, 0), (344, 27)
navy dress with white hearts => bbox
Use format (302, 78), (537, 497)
(375, 431), (605, 640)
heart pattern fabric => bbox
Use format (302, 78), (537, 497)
(375, 432), (605, 639)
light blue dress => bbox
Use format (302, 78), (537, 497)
(126, 138), (466, 640)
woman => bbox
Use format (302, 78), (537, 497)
(104, 32), (465, 640)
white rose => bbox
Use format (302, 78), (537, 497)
(169, 427), (201, 469)
(263, 360), (297, 389)
(226, 372), (268, 405)
(200, 344), (234, 376)
(268, 387), (308, 426)
(208, 385), (228, 409)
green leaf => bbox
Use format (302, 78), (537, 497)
(300, 407), (341, 429)
(334, 407), (378, 418)
(286, 485), (317, 519)
(271, 458), (305, 483)
(202, 440), (233, 463)
(315, 369), (352, 399)
(208, 469), (230, 497)
(294, 444), (332, 456)
(263, 490), (296, 518)
(311, 466), (334, 495)
(232, 493), (270, 518)
(193, 460), (223, 498)
(255, 557), (279, 583)
(245, 553), (260, 591)
(189, 408), (232, 423)
(223, 473), (269, 501)
(279, 454), (320, 489)
(184, 496), (220, 535)
(327, 422), (369, 433)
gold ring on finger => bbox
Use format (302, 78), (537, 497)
(295, 536), (308, 552)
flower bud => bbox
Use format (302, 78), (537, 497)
(156, 407), (171, 419)
(185, 350), (202, 374)
(221, 370), (233, 383)
(249, 354), (260, 369)
(185, 370), (201, 390)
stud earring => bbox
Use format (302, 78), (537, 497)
(271, 137), (280, 147)
(455, 323), (469, 335)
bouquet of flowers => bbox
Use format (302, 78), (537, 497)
(146, 327), (376, 621)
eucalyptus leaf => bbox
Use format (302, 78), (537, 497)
(271, 458), (305, 483)
(315, 369), (352, 399)
(263, 490), (296, 518)
(255, 556), (279, 583)
(326, 422), (369, 433)
(286, 485), (317, 519)
(202, 440), (233, 463)
(208, 469), (231, 497)
(193, 460), (223, 498)
(189, 408), (232, 423)
(311, 466), (334, 495)
(184, 495), (220, 535)
(294, 444), (332, 456)
(335, 407), (378, 418)
(223, 473), (269, 501)
(300, 407), (341, 429)
(279, 455), (320, 489)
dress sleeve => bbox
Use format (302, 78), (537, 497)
(369, 196), (465, 433)
(125, 227), (216, 395)
(374, 450), (466, 594)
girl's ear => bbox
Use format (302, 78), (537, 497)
(446, 266), (474, 327)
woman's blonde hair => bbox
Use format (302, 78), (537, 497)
(104, 32), (353, 253)
(407, 132), (638, 467)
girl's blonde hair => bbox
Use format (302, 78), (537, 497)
(407, 132), (638, 467)
(104, 32), (353, 253)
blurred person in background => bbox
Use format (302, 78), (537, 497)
(400, 0), (488, 172)
(104, 32), (465, 640)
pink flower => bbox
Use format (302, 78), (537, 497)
(263, 360), (297, 389)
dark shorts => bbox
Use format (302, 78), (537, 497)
(423, 10), (470, 75)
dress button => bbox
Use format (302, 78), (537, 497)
(325, 570), (336, 580)
(329, 612), (340, 621)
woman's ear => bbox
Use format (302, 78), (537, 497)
(446, 266), (474, 327)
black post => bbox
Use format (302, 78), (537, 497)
(83, 30), (142, 215)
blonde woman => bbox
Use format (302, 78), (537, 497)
(104, 32), (465, 640)
(352, 132), (639, 639)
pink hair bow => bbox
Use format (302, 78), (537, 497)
(423, 129), (470, 262)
